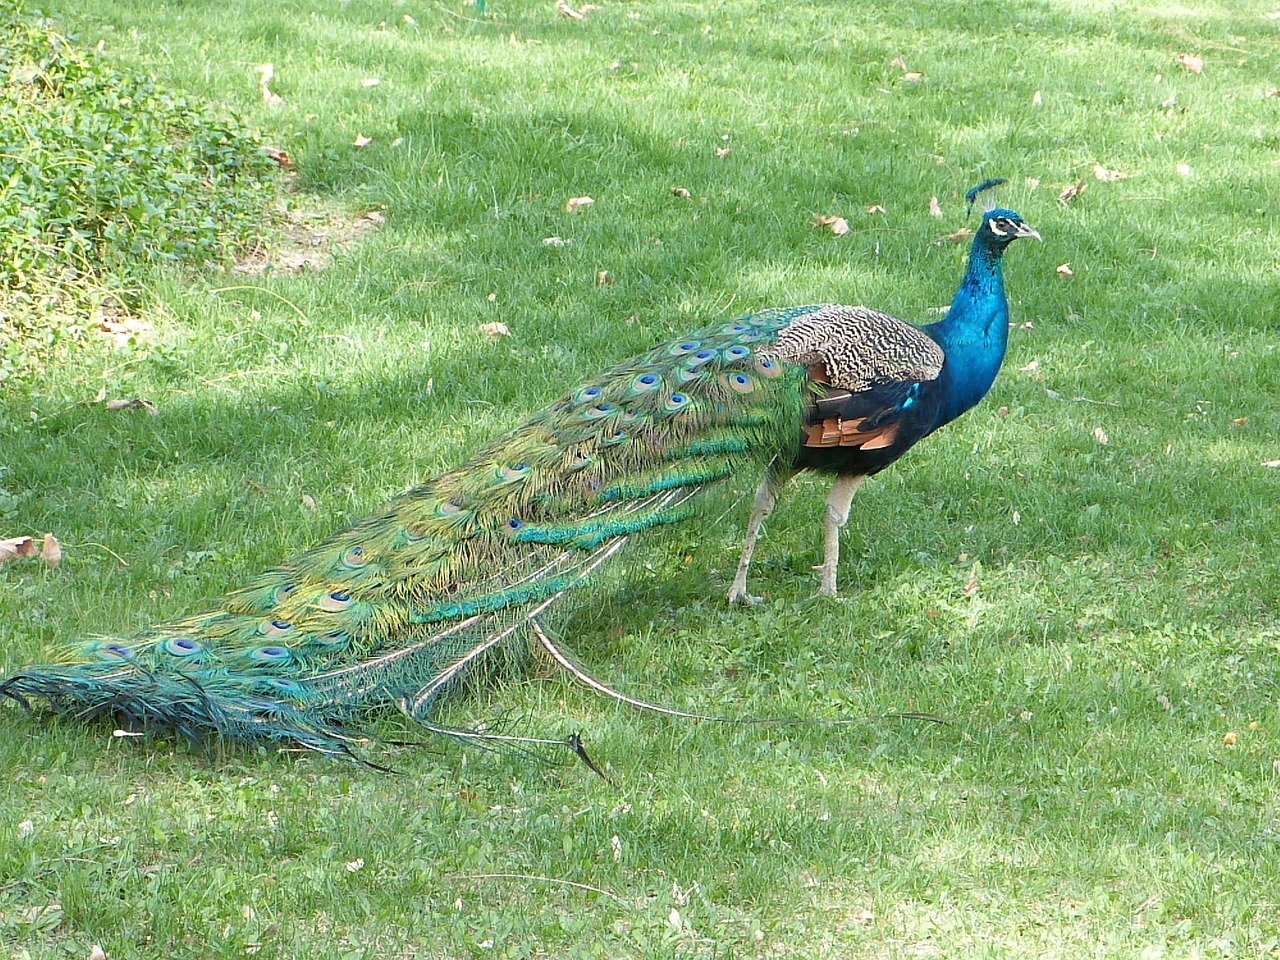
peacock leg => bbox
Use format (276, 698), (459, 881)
(727, 466), (792, 606)
(817, 473), (865, 598)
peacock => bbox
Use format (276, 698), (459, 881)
(0, 182), (1038, 763)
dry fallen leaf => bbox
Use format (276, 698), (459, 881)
(1032, 89), (1042, 106)
(937, 227), (972, 244)
(556, 0), (586, 18)
(1058, 180), (1087, 204)
(257, 63), (283, 106)
(670, 186), (691, 198)
(1020, 359), (1040, 373)
(903, 71), (923, 81)
(41, 533), (61, 569)
(813, 213), (850, 236)
(597, 269), (613, 285)
(87, 947), (106, 960)
(1093, 426), (1109, 445)
(480, 322), (511, 339)
(1056, 263), (1074, 276)
(1177, 53), (1203, 74)
(301, 494), (317, 510)
(891, 56), (907, 70)
(353, 134), (373, 148)
(1223, 731), (1237, 746)
(105, 398), (159, 415)
(362, 77), (381, 88)
(1093, 164), (1128, 182)
(565, 196), (594, 212)
(929, 196), (943, 218)
(262, 146), (293, 168)
(963, 574), (979, 598)
(865, 204), (885, 215)
(1262, 459), (1280, 468)
(0, 537), (37, 564)
(715, 146), (732, 158)
(1232, 417), (1248, 425)
(542, 236), (569, 246)
(1176, 162), (1192, 176)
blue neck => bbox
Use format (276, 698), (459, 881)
(924, 239), (1011, 426)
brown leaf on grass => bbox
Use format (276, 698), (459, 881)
(1232, 417), (1248, 426)
(258, 64), (283, 106)
(865, 204), (885, 215)
(670, 186), (691, 198)
(1032, 89), (1042, 106)
(597, 270), (613, 285)
(1056, 263), (1074, 276)
(41, 533), (61, 569)
(88, 946), (106, 960)
(353, 134), (373, 148)
(479, 322), (511, 339)
(262, 146), (293, 168)
(0, 537), (37, 564)
(1026, 177), (1041, 190)
(1093, 164), (1128, 182)
(962, 573), (979, 598)
(1093, 426), (1109, 445)
(1058, 180), (1087, 204)
(1177, 53), (1203, 74)
(301, 494), (317, 510)
(96, 314), (154, 348)
(1223, 731), (1237, 746)
(936, 227), (972, 244)
(105, 398), (159, 415)
(565, 196), (595, 212)
(813, 213), (849, 236)
(1176, 162), (1192, 176)
(889, 57), (922, 80)
(929, 196), (943, 218)
(361, 77), (381, 88)
(715, 146), (732, 158)
(556, 0), (586, 19)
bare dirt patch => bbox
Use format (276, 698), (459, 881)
(232, 207), (386, 276)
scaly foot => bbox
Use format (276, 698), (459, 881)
(727, 583), (765, 606)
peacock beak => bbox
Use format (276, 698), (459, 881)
(1014, 222), (1042, 241)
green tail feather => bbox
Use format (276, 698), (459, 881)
(1, 310), (808, 760)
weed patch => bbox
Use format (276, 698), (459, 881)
(0, 1), (277, 380)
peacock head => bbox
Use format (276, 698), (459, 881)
(975, 208), (1041, 251)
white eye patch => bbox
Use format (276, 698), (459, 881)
(987, 218), (1008, 236)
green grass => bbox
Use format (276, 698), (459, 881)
(3, 0), (1280, 956)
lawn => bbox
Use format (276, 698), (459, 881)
(2, 0), (1280, 957)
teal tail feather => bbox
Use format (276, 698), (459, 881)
(1, 311), (806, 761)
